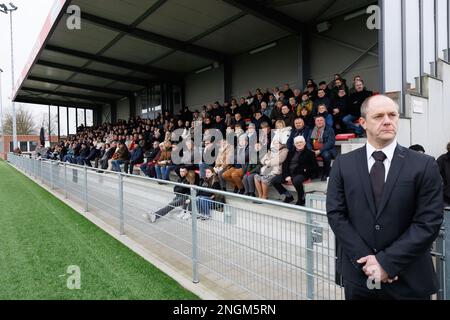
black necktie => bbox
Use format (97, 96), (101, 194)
(370, 151), (387, 210)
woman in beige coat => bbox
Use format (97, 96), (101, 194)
(213, 139), (234, 190)
(254, 141), (289, 200)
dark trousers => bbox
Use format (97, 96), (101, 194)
(124, 161), (142, 174)
(344, 281), (431, 301)
(292, 174), (306, 203)
(321, 151), (333, 177)
(154, 195), (188, 220)
(272, 175), (289, 196)
(141, 162), (156, 178)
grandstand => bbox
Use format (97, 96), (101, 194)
(3, 0), (450, 300)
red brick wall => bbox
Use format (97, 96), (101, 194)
(0, 135), (59, 160)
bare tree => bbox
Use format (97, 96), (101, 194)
(2, 106), (36, 135)
(39, 112), (59, 137)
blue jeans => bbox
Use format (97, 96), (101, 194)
(197, 196), (214, 217)
(156, 165), (176, 180)
(198, 163), (210, 179)
(343, 114), (363, 135)
(63, 155), (74, 163)
(112, 160), (125, 172)
(140, 163), (155, 177)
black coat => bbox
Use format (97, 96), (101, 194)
(437, 152), (450, 203)
(282, 148), (317, 180)
(327, 145), (443, 298)
(348, 90), (373, 117)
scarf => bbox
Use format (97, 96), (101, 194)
(310, 126), (325, 143)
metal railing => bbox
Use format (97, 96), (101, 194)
(8, 153), (343, 300)
(7, 153), (450, 300)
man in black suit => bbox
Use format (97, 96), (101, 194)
(327, 95), (443, 300)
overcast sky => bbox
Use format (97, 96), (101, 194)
(0, 0), (56, 123)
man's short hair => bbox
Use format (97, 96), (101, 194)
(360, 94), (399, 119)
(319, 81), (327, 86)
(447, 142), (450, 152)
(294, 136), (306, 144)
(409, 144), (426, 153)
(260, 122), (270, 129)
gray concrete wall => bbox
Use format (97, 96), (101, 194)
(185, 66), (225, 110)
(117, 97), (130, 121)
(401, 59), (450, 158)
(310, 15), (379, 92)
(231, 35), (300, 98)
(101, 104), (111, 124)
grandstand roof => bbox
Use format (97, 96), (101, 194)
(13, 0), (375, 108)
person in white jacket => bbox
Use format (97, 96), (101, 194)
(271, 120), (292, 149)
(254, 141), (289, 200)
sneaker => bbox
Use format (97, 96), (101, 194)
(176, 211), (186, 219)
(283, 195), (294, 204)
(296, 200), (306, 206)
(142, 212), (157, 223)
(182, 211), (191, 220)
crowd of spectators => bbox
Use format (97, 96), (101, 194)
(37, 74), (375, 210)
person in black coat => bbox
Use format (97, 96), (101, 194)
(251, 110), (271, 131)
(327, 95), (443, 300)
(437, 142), (450, 206)
(143, 167), (196, 223)
(343, 80), (373, 136)
(212, 115), (227, 137)
(331, 87), (349, 134)
(282, 136), (318, 206)
(287, 118), (311, 152)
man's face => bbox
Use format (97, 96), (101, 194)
(315, 117), (325, 128)
(318, 90), (325, 98)
(318, 105), (327, 114)
(282, 106), (289, 115)
(294, 119), (305, 130)
(338, 90), (346, 98)
(180, 169), (188, 177)
(216, 116), (221, 123)
(235, 114), (241, 121)
(295, 140), (306, 150)
(355, 81), (364, 92)
(261, 102), (267, 110)
(360, 98), (399, 146)
(289, 98), (296, 106)
(276, 101), (283, 109)
(284, 84), (289, 91)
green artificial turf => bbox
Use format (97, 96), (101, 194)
(0, 160), (199, 300)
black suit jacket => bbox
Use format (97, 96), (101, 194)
(326, 144), (443, 298)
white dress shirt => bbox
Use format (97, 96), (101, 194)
(366, 139), (397, 182)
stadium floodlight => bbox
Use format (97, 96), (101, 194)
(249, 42), (278, 55)
(0, 1), (18, 149)
(343, 9), (367, 21)
(0, 4), (8, 13)
(195, 65), (213, 74)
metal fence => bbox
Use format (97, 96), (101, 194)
(6, 154), (450, 300)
